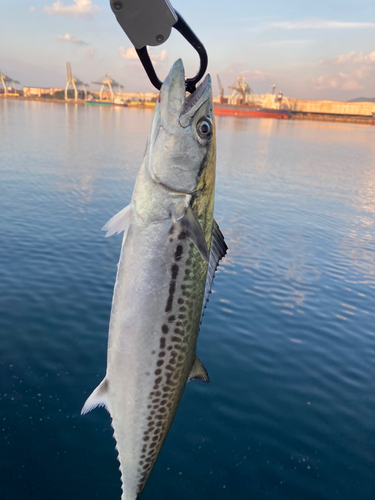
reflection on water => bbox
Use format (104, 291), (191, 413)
(1, 100), (375, 500)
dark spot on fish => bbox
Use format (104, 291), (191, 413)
(139, 461), (144, 465)
(169, 225), (174, 235)
(150, 442), (157, 449)
(174, 245), (183, 261)
(174, 328), (181, 334)
(169, 238), (173, 242)
(161, 324), (168, 334)
(179, 306), (187, 312)
(153, 385), (159, 391)
(178, 231), (187, 240)
(156, 360), (164, 367)
(171, 264), (179, 280)
(144, 436), (150, 441)
(151, 350), (156, 354)
(159, 351), (166, 358)
(143, 464), (149, 470)
(177, 298), (184, 304)
(152, 399), (159, 404)
(190, 242), (194, 248)
(168, 315), (175, 322)
(160, 338), (166, 349)
(167, 345), (173, 351)
(145, 372), (150, 376)
(147, 405), (151, 409)
(155, 377), (162, 384)
(171, 336), (181, 343)
(178, 314), (185, 320)
(178, 355), (184, 362)
(186, 259), (192, 265)
(155, 369), (161, 375)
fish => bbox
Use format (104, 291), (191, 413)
(81, 59), (227, 500)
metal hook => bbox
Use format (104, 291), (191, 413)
(135, 11), (208, 94)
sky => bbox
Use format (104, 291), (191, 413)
(1, 0), (375, 101)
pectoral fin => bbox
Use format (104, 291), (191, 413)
(81, 378), (110, 415)
(188, 356), (209, 383)
(180, 206), (209, 263)
(102, 203), (133, 237)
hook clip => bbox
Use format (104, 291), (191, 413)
(135, 11), (208, 93)
(110, 1), (208, 94)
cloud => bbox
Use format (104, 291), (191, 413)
(223, 62), (272, 81)
(84, 48), (96, 59)
(330, 51), (375, 65)
(240, 69), (273, 81)
(119, 47), (168, 63)
(151, 50), (167, 62)
(119, 47), (138, 61)
(268, 19), (375, 30)
(44, 0), (101, 18)
(57, 33), (88, 45)
(311, 65), (372, 91)
(311, 74), (362, 90)
(29, 6), (36, 12)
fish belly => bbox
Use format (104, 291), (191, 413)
(106, 216), (207, 499)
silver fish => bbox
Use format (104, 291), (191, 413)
(82, 59), (227, 500)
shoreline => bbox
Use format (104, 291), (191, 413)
(1, 95), (373, 125)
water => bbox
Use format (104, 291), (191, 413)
(1, 100), (375, 500)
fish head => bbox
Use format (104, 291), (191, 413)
(147, 59), (215, 195)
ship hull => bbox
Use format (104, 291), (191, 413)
(214, 104), (290, 119)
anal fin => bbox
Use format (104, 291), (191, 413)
(188, 356), (209, 383)
(81, 378), (110, 415)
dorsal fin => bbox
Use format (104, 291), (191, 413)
(201, 219), (228, 317)
(188, 356), (209, 383)
(102, 203), (133, 238)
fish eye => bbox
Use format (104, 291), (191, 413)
(197, 119), (212, 139)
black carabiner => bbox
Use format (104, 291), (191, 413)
(135, 11), (208, 94)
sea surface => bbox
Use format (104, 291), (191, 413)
(1, 99), (375, 500)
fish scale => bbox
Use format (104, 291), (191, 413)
(81, 59), (227, 500)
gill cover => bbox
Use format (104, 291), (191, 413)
(147, 59), (213, 194)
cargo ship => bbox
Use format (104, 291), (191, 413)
(214, 104), (290, 119)
(215, 75), (291, 119)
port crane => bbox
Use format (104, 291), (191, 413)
(65, 62), (88, 101)
(228, 76), (253, 105)
(0, 71), (19, 96)
(91, 74), (123, 102)
(217, 74), (224, 102)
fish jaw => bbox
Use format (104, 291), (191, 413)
(146, 59), (214, 195)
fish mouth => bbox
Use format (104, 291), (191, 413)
(160, 59), (211, 127)
(180, 74), (211, 117)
